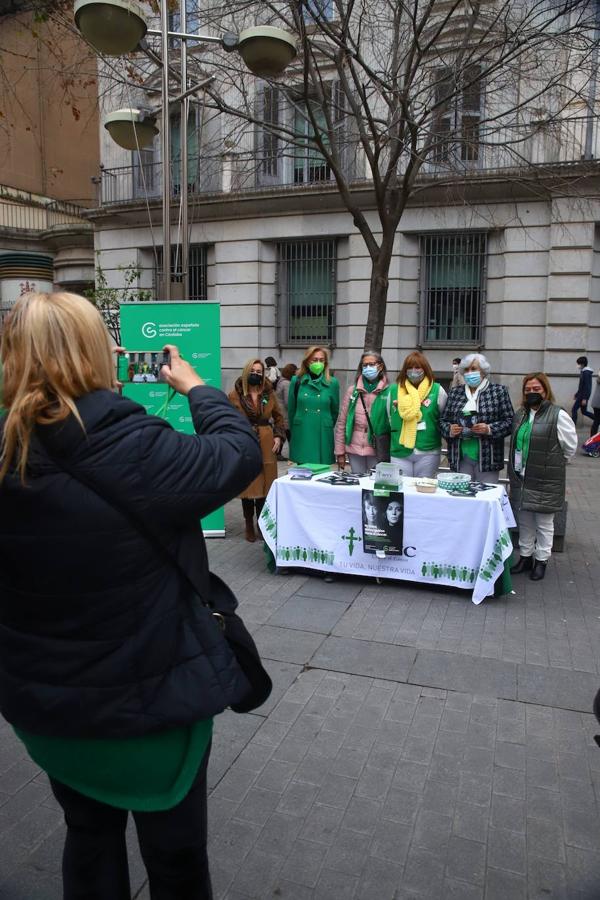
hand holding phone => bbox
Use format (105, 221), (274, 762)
(160, 345), (204, 395)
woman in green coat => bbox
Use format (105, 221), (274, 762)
(288, 346), (340, 465)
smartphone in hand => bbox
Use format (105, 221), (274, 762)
(117, 350), (171, 383)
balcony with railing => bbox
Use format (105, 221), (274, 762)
(0, 195), (88, 232)
(98, 115), (600, 207)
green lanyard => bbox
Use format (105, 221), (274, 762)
(155, 386), (177, 420)
(153, 352), (184, 420)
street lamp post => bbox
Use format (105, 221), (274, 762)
(74, 0), (296, 300)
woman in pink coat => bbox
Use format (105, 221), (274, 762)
(335, 352), (389, 474)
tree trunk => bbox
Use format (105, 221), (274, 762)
(363, 238), (396, 352)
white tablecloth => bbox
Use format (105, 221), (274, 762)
(259, 475), (516, 605)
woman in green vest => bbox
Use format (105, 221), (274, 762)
(288, 345), (340, 465)
(509, 372), (577, 581)
(371, 351), (447, 477)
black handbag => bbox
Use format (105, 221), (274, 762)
(40, 450), (272, 715)
(358, 392), (391, 463)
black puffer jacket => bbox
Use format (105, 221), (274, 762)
(0, 386), (262, 738)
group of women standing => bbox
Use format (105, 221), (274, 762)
(230, 345), (577, 579)
(227, 348), (337, 541)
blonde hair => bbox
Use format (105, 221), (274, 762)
(240, 358), (265, 395)
(298, 345), (331, 382)
(0, 291), (115, 483)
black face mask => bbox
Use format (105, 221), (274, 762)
(248, 373), (263, 386)
(525, 392), (543, 408)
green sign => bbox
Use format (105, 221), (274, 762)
(120, 302), (225, 535)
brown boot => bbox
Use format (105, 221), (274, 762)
(244, 516), (256, 543)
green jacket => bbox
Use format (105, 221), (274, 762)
(288, 373), (340, 465)
(371, 382), (442, 457)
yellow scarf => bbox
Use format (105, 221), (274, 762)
(397, 378), (432, 449)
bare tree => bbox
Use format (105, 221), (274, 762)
(84, 255), (151, 344)
(191, 0), (597, 350)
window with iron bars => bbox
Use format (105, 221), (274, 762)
(419, 232), (486, 345)
(277, 239), (337, 345)
(154, 245), (208, 301)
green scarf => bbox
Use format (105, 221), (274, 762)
(344, 386), (376, 445)
(515, 416), (533, 466)
(345, 388), (360, 445)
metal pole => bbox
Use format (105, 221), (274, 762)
(180, 0), (189, 300)
(160, 0), (171, 300)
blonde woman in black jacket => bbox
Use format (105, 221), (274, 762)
(0, 291), (262, 900)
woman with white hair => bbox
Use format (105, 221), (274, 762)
(440, 353), (514, 483)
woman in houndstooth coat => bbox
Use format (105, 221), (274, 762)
(440, 353), (514, 483)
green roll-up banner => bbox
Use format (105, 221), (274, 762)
(120, 302), (225, 536)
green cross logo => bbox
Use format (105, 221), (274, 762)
(342, 526), (362, 557)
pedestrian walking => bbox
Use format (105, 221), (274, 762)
(275, 362), (298, 457)
(229, 358), (286, 542)
(288, 346), (340, 465)
(371, 351), (447, 478)
(572, 355), (594, 424)
(451, 356), (465, 388)
(440, 353), (513, 484)
(264, 355), (281, 387)
(0, 291), (263, 900)
(509, 372), (577, 581)
(334, 351), (389, 474)
(589, 369), (600, 437)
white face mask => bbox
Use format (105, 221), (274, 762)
(452, 364), (459, 372)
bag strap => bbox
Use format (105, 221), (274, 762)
(38, 439), (213, 613)
(358, 391), (374, 435)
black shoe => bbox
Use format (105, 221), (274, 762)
(593, 688), (600, 749)
(530, 560), (547, 581)
(510, 555), (533, 574)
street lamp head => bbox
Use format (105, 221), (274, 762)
(237, 26), (296, 78)
(74, 0), (147, 55)
(104, 108), (158, 150)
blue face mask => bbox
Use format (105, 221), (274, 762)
(464, 371), (482, 388)
(362, 365), (379, 381)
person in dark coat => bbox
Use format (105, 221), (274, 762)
(590, 369), (600, 437)
(0, 291), (262, 900)
(572, 355), (594, 424)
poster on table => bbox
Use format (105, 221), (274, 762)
(120, 302), (224, 535)
(361, 489), (404, 555)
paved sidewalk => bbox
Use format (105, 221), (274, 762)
(1, 445), (600, 898)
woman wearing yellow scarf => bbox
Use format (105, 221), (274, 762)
(371, 352), (448, 477)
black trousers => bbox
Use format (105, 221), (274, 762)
(591, 407), (600, 437)
(50, 745), (212, 900)
(241, 497), (265, 518)
(571, 398), (594, 423)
